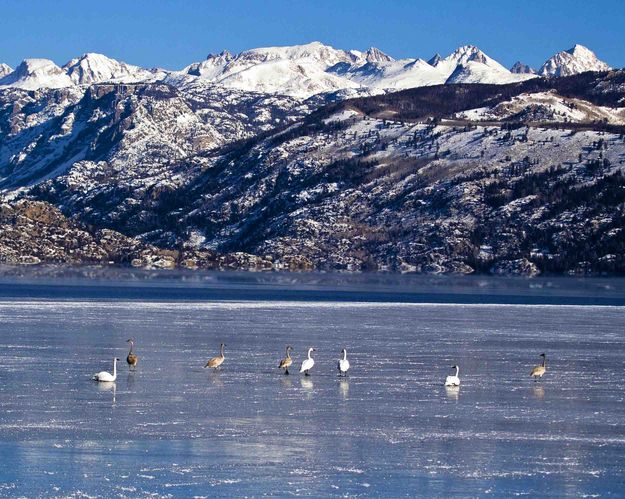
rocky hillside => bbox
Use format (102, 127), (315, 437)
(0, 200), (274, 270)
(0, 82), (312, 191)
(1, 69), (625, 275)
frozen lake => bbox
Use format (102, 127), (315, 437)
(0, 271), (624, 496)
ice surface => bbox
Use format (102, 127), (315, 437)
(0, 274), (624, 496)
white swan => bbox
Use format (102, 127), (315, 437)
(93, 357), (120, 382)
(338, 348), (350, 376)
(300, 347), (316, 375)
(445, 365), (460, 386)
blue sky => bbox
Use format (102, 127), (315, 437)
(0, 0), (623, 70)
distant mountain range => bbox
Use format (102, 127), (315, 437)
(0, 42), (612, 97)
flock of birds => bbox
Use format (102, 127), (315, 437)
(92, 340), (549, 386)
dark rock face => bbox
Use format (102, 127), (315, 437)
(0, 200), (273, 270)
(427, 54), (442, 67)
(510, 62), (536, 74)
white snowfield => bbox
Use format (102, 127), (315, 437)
(0, 42), (612, 97)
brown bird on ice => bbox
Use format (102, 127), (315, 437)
(530, 353), (547, 381)
(126, 339), (138, 369)
(205, 343), (226, 370)
(279, 345), (293, 375)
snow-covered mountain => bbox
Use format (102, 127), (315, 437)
(63, 53), (154, 84)
(539, 44), (611, 77)
(177, 42), (611, 95)
(439, 46), (535, 84)
(433, 45), (507, 76)
(146, 42), (535, 98)
(0, 59), (73, 90)
(0, 63), (12, 78)
(181, 41), (364, 97)
(510, 61), (536, 74)
(331, 56), (444, 90)
(0, 42), (614, 97)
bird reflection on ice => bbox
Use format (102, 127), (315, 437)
(445, 385), (460, 400)
(300, 377), (314, 392)
(208, 371), (224, 388)
(96, 381), (116, 404)
(339, 379), (349, 399)
(533, 386), (545, 400)
(126, 372), (135, 389)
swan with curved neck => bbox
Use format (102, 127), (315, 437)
(126, 339), (138, 368)
(530, 353), (547, 381)
(338, 348), (350, 376)
(299, 347), (316, 376)
(205, 343), (226, 369)
(93, 358), (120, 382)
(445, 365), (460, 386)
(279, 345), (293, 375)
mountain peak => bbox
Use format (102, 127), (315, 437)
(364, 47), (394, 63)
(0, 63), (12, 78)
(446, 45), (493, 66)
(207, 50), (234, 61)
(539, 44), (610, 77)
(437, 45), (510, 76)
(0, 58), (73, 90)
(510, 61), (536, 74)
(567, 44), (594, 56)
(451, 45), (482, 56)
(63, 53), (149, 84)
(427, 53), (442, 66)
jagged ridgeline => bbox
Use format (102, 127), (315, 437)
(1, 67), (625, 275)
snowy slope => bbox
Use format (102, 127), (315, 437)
(334, 58), (446, 89)
(213, 57), (362, 97)
(182, 41), (363, 97)
(539, 45), (611, 77)
(455, 90), (625, 124)
(63, 53), (154, 84)
(184, 50), (234, 79)
(0, 59), (73, 90)
(0, 63), (12, 78)
(446, 61), (536, 84)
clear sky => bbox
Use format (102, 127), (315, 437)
(0, 0), (623, 70)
